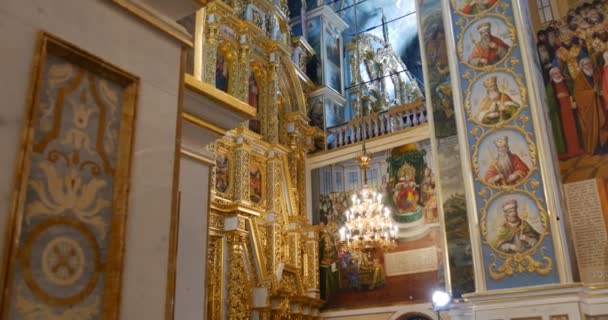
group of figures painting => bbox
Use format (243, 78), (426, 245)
(535, 0), (608, 184)
(315, 143), (441, 309)
(450, 0), (559, 288)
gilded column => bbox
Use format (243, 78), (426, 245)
(265, 150), (283, 274)
(260, 310), (271, 320)
(286, 226), (301, 267)
(232, 35), (250, 102)
(262, 54), (280, 144)
(203, 15), (220, 84)
(304, 231), (319, 294)
(207, 235), (224, 320)
(226, 230), (251, 320)
(287, 150), (300, 214)
(297, 151), (307, 216)
(234, 144), (249, 202)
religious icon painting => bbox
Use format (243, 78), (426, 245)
(451, 0), (499, 16)
(458, 15), (515, 69)
(215, 153), (230, 194)
(473, 127), (536, 188)
(481, 191), (547, 256)
(324, 99), (344, 128)
(326, 61), (342, 94)
(481, 191), (552, 282)
(466, 69), (526, 127)
(325, 33), (341, 67)
(249, 160), (263, 204)
(307, 95), (325, 130)
(248, 119), (261, 134)
(215, 50), (229, 92)
(247, 71), (259, 110)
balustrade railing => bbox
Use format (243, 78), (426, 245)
(327, 101), (427, 149)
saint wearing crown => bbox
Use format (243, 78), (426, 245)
(467, 22), (511, 67)
(475, 76), (520, 125)
(392, 162), (420, 213)
(460, 0), (499, 15)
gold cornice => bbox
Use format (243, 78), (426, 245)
(206, 0), (234, 15)
(182, 111), (227, 135)
(296, 68), (315, 91)
(184, 74), (257, 118)
(209, 202), (262, 217)
(292, 36), (315, 56)
(230, 127), (276, 151)
(583, 283), (608, 290)
(180, 148), (215, 166)
(244, 20), (266, 38)
(111, 0), (194, 48)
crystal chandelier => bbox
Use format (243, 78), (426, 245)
(338, 150), (398, 252)
(337, 0), (397, 254)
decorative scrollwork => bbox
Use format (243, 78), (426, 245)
(488, 247), (553, 280)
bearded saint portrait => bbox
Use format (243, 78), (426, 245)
(484, 136), (530, 186)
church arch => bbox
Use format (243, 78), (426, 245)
(389, 311), (434, 320)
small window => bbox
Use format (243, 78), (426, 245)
(335, 172), (343, 191)
(536, 0), (555, 24)
(348, 171), (359, 190)
(322, 170), (332, 194)
(368, 168), (378, 186)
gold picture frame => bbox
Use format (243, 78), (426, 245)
(1, 31), (139, 319)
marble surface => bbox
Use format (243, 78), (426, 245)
(175, 156), (211, 320)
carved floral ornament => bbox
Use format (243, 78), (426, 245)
(2, 33), (138, 319)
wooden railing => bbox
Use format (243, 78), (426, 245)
(327, 101), (427, 149)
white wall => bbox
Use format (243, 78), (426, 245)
(175, 155), (211, 320)
(0, 1), (182, 319)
